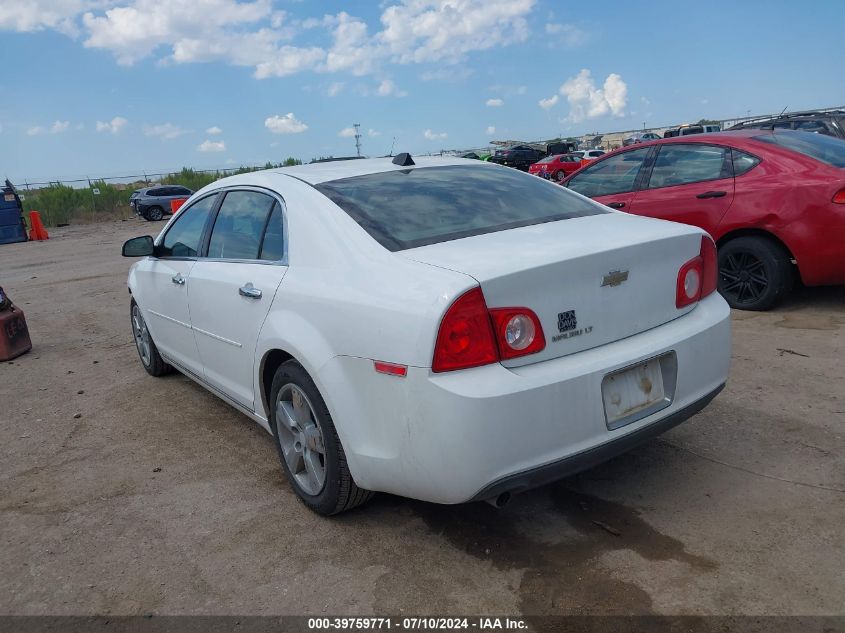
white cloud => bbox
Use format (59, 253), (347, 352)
(368, 128), (381, 137)
(197, 139), (226, 152)
(486, 98), (503, 107)
(486, 125), (496, 135)
(265, 112), (308, 134)
(206, 125), (223, 135)
(95, 116), (128, 134)
(3, 0), (538, 82)
(50, 120), (70, 133)
(544, 23), (588, 47)
(423, 129), (448, 141)
(27, 126), (46, 136)
(538, 94), (559, 110)
(338, 127), (357, 138)
(327, 81), (344, 96)
(376, 79), (406, 97)
(0, 0), (93, 35)
(559, 69), (627, 122)
(144, 122), (187, 139)
(379, 0), (534, 64)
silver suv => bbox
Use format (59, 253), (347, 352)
(130, 185), (193, 221)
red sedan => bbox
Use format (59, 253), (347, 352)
(528, 153), (585, 182)
(562, 130), (845, 310)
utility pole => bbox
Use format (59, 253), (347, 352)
(390, 136), (396, 156)
(353, 123), (362, 157)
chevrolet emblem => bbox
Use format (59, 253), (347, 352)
(601, 270), (629, 287)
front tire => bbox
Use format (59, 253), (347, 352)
(131, 301), (172, 376)
(269, 360), (373, 515)
(555, 170), (566, 183)
(718, 236), (794, 310)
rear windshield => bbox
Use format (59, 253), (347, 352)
(753, 131), (845, 168)
(316, 165), (605, 251)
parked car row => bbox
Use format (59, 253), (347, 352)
(728, 108), (845, 139)
(559, 129), (845, 310)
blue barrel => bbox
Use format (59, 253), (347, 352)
(0, 180), (28, 245)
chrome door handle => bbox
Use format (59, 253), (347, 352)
(171, 273), (185, 285)
(239, 283), (262, 299)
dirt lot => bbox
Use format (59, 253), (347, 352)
(0, 220), (843, 616)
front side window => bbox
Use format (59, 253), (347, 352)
(792, 119), (832, 135)
(159, 194), (218, 257)
(567, 148), (650, 198)
(316, 165), (605, 251)
(207, 191), (276, 260)
(647, 144), (729, 189)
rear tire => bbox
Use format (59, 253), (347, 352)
(130, 300), (172, 376)
(555, 170), (566, 183)
(717, 236), (794, 310)
(269, 360), (373, 515)
(146, 206), (164, 221)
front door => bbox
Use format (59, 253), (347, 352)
(628, 143), (735, 232)
(135, 193), (219, 374)
(187, 190), (288, 410)
(565, 147), (652, 212)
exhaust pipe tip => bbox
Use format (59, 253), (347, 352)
(484, 491), (511, 508)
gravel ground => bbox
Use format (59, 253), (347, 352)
(0, 220), (842, 616)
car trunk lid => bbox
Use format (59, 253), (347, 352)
(402, 212), (704, 367)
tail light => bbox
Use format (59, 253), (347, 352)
(432, 288), (498, 372)
(489, 308), (546, 360)
(833, 188), (845, 204)
(432, 288), (546, 372)
(677, 235), (718, 308)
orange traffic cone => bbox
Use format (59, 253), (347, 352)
(28, 211), (49, 241)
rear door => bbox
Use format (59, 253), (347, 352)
(135, 193), (219, 374)
(627, 143), (734, 234)
(187, 189), (288, 410)
(565, 147), (652, 211)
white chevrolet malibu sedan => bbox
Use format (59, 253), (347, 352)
(122, 155), (731, 515)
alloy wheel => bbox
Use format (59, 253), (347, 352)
(275, 384), (327, 496)
(719, 251), (768, 307)
(131, 304), (152, 366)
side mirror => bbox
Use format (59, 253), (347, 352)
(122, 235), (155, 257)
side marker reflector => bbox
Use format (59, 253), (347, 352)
(374, 361), (407, 377)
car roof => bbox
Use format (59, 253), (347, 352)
(219, 155), (481, 186)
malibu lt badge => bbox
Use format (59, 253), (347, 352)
(553, 309), (592, 343)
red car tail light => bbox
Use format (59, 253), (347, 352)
(677, 235), (718, 308)
(833, 188), (845, 204)
(432, 288), (499, 372)
(489, 308), (546, 360)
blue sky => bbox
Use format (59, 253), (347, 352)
(2, 0), (844, 183)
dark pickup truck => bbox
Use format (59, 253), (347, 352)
(489, 145), (547, 170)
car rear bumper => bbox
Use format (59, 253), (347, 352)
(317, 292), (731, 504)
(468, 382), (723, 502)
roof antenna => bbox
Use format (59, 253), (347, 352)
(392, 152), (414, 166)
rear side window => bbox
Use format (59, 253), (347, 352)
(316, 165), (605, 251)
(731, 149), (760, 176)
(259, 204), (285, 261)
(753, 131), (845, 168)
(207, 191), (276, 260)
(567, 148), (650, 198)
(159, 194), (218, 257)
(647, 144), (730, 188)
